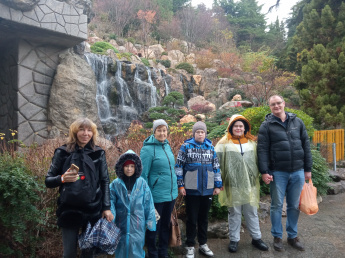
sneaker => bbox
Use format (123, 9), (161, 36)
(252, 239), (269, 251)
(273, 237), (284, 252)
(199, 244), (214, 257)
(228, 241), (238, 253)
(185, 246), (195, 258)
(287, 237), (305, 251)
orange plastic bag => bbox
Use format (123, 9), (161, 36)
(299, 179), (319, 215)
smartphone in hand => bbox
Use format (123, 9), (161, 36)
(70, 164), (79, 174)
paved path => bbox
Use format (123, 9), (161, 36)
(174, 192), (345, 258)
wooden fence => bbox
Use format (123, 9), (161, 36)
(312, 129), (344, 162)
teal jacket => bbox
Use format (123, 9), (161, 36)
(140, 135), (178, 203)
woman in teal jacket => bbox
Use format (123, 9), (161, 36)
(140, 119), (178, 258)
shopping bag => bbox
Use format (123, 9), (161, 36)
(169, 208), (182, 247)
(299, 179), (319, 215)
(78, 218), (121, 255)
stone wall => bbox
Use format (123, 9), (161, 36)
(0, 0), (87, 144)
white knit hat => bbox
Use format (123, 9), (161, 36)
(152, 119), (168, 133)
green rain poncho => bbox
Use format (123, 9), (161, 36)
(215, 114), (260, 208)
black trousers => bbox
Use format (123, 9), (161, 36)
(146, 199), (176, 258)
(185, 195), (213, 247)
(61, 227), (94, 258)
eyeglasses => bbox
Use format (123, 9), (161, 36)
(269, 101), (283, 107)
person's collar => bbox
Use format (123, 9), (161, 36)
(273, 112), (288, 122)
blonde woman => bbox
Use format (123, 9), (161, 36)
(45, 118), (113, 257)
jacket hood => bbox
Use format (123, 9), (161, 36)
(185, 137), (212, 147)
(265, 112), (296, 122)
(227, 114), (252, 135)
(115, 150), (142, 179)
(143, 134), (169, 146)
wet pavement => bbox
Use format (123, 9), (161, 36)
(174, 192), (345, 258)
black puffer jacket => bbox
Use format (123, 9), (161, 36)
(45, 143), (111, 228)
(257, 112), (312, 174)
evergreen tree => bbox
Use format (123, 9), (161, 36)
(216, 0), (267, 51)
(291, 1), (345, 129)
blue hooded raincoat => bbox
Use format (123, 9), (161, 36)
(110, 150), (156, 258)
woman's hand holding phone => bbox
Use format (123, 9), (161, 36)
(62, 164), (79, 183)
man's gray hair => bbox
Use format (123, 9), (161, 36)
(268, 95), (285, 104)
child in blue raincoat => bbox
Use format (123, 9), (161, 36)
(110, 150), (156, 258)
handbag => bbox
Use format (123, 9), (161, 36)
(169, 207), (182, 247)
(299, 179), (319, 215)
(78, 218), (121, 255)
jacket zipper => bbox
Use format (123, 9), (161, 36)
(238, 138), (244, 156)
(162, 144), (173, 200)
(271, 116), (293, 171)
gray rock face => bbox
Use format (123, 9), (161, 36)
(0, 0), (39, 11)
(48, 49), (99, 134)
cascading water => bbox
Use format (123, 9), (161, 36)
(84, 53), (112, 121)
(161, 69), (170, 96)
(115, 60), (133, 107)
(85, 53), (161, 137)
(146, 67), (157, 107)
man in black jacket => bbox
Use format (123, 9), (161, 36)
(257, 95), (312, 252)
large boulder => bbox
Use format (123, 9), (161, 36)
(180, 115), (197, 124)
(219, 101), (253, 110)
(168, 50), (185, 63)
(187, 96), (216, 113)
(185, 53), (195, 64)
(147, 44), (165, 59)
(0, 0), (39, 11)
(48, 49), (99, 134)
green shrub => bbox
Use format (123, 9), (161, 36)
(156, 59), (171, 68)
(208, 124), (228, 139)
(145, 122), (153, 129)
(209, 195), (228, 220)
(310, 149), (331, 196)
(127, 37), (135, 44)
(210, 108), (245, 125)
(229, 88), (247, 101)
(240, 106), (315, 136)
(176, 62), (194, 74)
(141, 58), (150, 66)
(161, 51), (168, 56)
(117, 52), (132, 61)
(109, 33), (117, 40)
(90, 41), (119, 55)
(0, 154), (43, 256)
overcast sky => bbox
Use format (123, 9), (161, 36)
(191, 0), (300, 25)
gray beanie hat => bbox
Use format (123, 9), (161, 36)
(152, 119), (169, 133)
(192, 121), (207, 137)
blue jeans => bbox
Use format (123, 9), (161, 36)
(270, 170), (305, 239)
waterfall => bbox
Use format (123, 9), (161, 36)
(115, 60), (133, 107)
(84, 53), (112, 121)
(85, 53), (162, 137)
(146, 67), (157, 107)
(161, 69), (170, 96)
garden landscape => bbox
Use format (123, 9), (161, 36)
(1, 0), (345, 257)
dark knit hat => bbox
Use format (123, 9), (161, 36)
(192, 121), (207, 138)
(152, 119), (168, 133)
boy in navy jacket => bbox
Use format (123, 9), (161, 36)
(175, 121), (222, 258)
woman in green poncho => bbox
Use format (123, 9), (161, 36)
(215, 114), (269, 253)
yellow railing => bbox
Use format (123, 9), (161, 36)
(312, 129), (344, 162)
